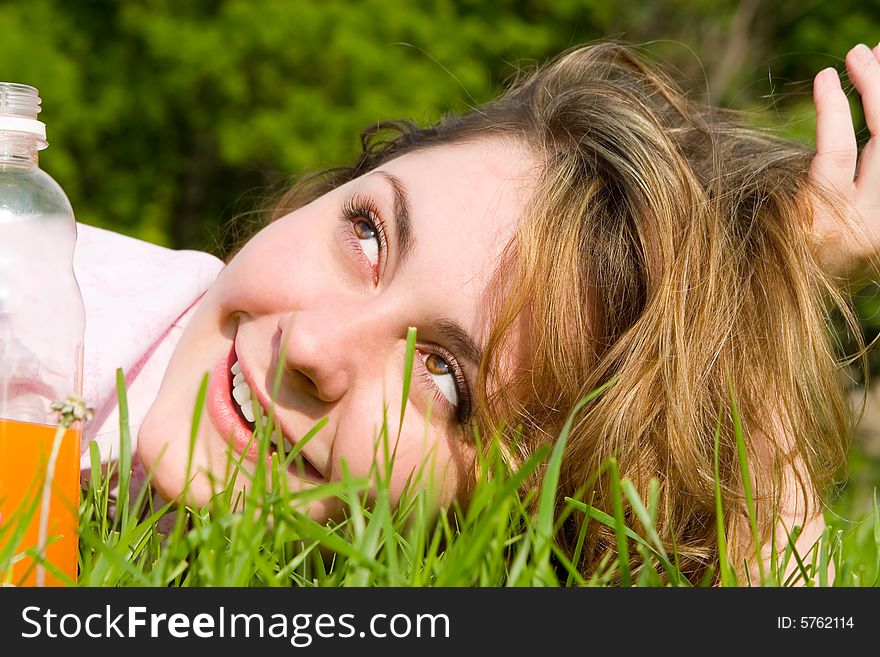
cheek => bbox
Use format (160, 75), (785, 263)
(219, 216), (340, 311)
(333, 411), (473, 508)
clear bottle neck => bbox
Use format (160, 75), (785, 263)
(0, 132), (41, 167)
(0, 83), (46, 167)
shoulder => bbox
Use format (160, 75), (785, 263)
(75, 223), (225, 464)
(74, 222), (224, 289)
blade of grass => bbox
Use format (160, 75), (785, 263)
(872, 489), (880, 587)
(115, 368), (132, 531)
(819, 523), (832, 588)
(713, 399), (732, 587)
(727, 371), (764, 585)
(621, 479), (679, 587)
(397, 327), (417, 442)
(608, 458), (630, 587)
(780, 520), (809, 587)
(565, 489), (595, 587)
(565, 500), (676, 575)
(535, 377), (617, 567)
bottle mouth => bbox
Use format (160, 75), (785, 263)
(0, 82), (45, 143)
(0, 82), (41, 117)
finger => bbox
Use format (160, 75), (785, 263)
(811, 66), (857, 192)
(846, 43), (880, 138)
(849, 44), (880, 207)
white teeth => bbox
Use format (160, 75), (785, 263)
(232, 382), (251, 405)
(229, 358), (287, 442)
(239, 399), (255, 423)
(229, 358), (258, 426)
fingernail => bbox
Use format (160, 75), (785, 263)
(818, 67), (841, 90)
(854, 43), (873, 63)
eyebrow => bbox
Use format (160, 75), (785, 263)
(433, 318), (483, 368)
(375, 171), (414, 266)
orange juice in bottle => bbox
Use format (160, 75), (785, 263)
(0, 82), (85, 586)
(0, 419), (80, 586)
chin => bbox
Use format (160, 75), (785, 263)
(137, 400), (343, 523)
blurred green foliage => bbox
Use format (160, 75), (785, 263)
(0, 0), (875, 253)
(0, 0), (877, 536)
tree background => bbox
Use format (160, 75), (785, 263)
(1, 0), (878, 365)
(0, 0), (875, 253)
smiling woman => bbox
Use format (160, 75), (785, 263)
(81, 39), (880, 586)
(137, 139), (536, 522)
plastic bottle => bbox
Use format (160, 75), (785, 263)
(0, 82), (84, 586)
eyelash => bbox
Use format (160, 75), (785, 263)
(416, 346), (473, 425)
(341, 194), (388, 283)
(340, 192), (472, 426)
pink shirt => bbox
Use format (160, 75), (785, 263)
(74, 222), (225, 469)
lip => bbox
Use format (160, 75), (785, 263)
(206, 341), (326, 483)
(206, 341), (257, 460)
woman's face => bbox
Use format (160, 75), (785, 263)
(137, 138), (536, 520)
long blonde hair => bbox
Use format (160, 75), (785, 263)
(242, 41), (865, 584)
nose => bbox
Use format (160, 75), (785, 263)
(276, 300), (398, 404)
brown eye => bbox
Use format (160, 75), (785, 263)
(353, 219), (376, 241)
(352, 218), (380, 266)
(425, 353), (451, 375)
(423, 352), (458, 408)
(342, 195), (385, 272)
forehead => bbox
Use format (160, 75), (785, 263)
(370, 140), (535, 314)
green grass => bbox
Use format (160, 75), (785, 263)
(2, 351), (879, 587)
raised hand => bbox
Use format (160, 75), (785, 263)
(810, 43), (880, 285)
